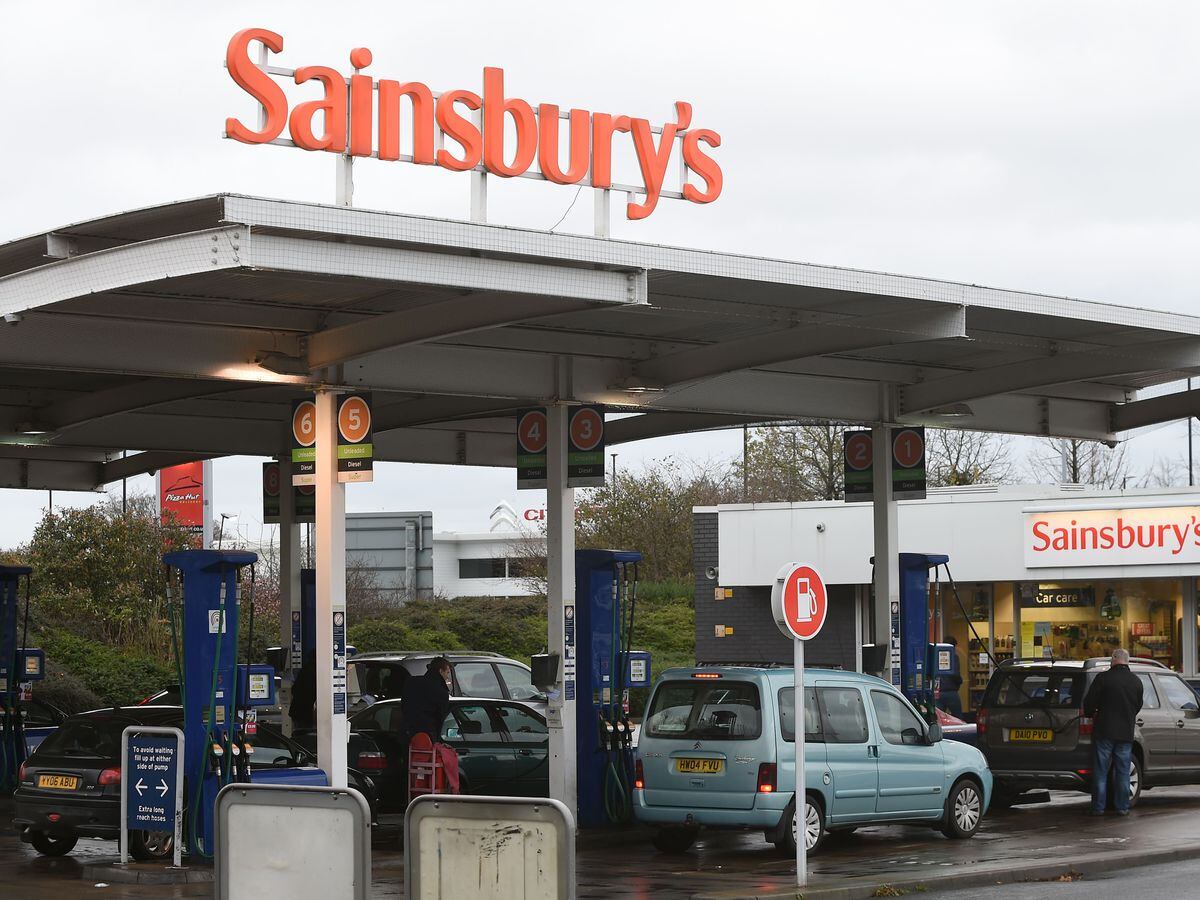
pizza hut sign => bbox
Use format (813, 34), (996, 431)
(1024, 506), (1200, 568)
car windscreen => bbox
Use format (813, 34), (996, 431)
(353, 663), (408, 701)
(35, 715), (136, 759)
(644, 679), (761, 740)
(986, 670), (1083, 708)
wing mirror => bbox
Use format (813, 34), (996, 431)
(1184, 707), (1200, 720)
(926, 723), (943, 744)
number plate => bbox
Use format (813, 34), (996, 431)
(37, 774), (79, 790)
(1009, 728), (1053, 742)
(675, 758), (723, 774)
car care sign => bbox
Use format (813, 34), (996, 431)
(567, 405), (606, 488)
(337, 392), (373, 483)
(517, 408), (548, 490)
(769, 561), (828, 890)
(291, 399), (317, 486)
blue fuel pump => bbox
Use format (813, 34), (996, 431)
(163, 550), (321, 857)
(1, 565), (43, 795)
(896, 553), (956, 718)
(574, 550), (651, 828)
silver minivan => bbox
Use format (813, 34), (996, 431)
(634, 666), (992, 853)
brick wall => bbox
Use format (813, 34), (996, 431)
(693, 511), (858, 670)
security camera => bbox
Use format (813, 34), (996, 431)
(3, 313), (21, 326)
(704, 566), (719, 581)
(816, 522), (826, 533)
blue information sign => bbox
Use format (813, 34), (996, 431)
(126, 735), (180, 831)
(332, 610), (347, 715)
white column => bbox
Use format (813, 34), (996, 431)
(314, 389), (348, 788)
(872, 425), (899, 685)
(546, 403), (577, 823)
(278, 455), (301, 737)
(1182, 578), (1197, 676)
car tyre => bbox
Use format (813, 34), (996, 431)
(941, 779), (984, 839)
(29, 830), (77, 857)
(129, 829), (175, 861)
(774, 795), (826, 855)
(652, 827), (699, 854)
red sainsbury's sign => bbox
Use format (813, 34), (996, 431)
(224, 27), (723, 221)
(1024, 506), (1200, 568)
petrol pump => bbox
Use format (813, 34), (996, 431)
(163, 550), (321, 858)
(0, 565), (44, 795)
(895, 553), (956, 719)
(574, 550), (652, 827)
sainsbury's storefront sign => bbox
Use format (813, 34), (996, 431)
(1024, 506), (1200, 568)
(224, 28), (723, 221)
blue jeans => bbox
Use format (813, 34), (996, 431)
(1093, 737), (1133, 812)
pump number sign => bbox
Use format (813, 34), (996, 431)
(291, 400), (317, 486)
(517, 409), (549, 490)
(568, 405), (605, 487)
(337, 393), (374, 483)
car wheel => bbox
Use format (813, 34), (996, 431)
(29, 830), (77, 857)
(129, 829), (175, 861)
(941, 779), (983, 839)
(774, 795), (826, 855)
(652, 826), (698, 854)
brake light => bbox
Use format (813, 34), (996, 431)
(634, 759), (644, 790)
(355, 751), (388, 772)
(976, 708), (988, 735)
(18, 763), (27, 783)
(692, 672), (721, 679)
(1079, 715), (1093, 737)
(98, 767), (121, 786)
(757, 763), (777, 793)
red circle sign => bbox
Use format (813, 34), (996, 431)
(772, 563), (828, 641)
(570, 407), (603, 452)
(518, 410), (548, 454)
(293, 400), (317, 447)
(338, 395), (372, 444)
(893, 428), (924, 469)
(844, 432), (872, 471)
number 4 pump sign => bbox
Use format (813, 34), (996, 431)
(224, 28), (723, 221)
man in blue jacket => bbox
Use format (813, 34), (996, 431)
(1083, 648), (1143, 816)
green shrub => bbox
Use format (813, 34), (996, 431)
(39, 630), (173, 706)
(34, 660), (103, 715)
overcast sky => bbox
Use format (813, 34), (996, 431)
(2, 1), (1199, 548)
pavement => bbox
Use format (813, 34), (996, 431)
(3, 786), (1200, 898)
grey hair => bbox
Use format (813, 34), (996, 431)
(1112, 648), (1131, 664)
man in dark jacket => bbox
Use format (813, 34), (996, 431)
(1083, 648), (1143, 816)
(402, 657), (452, 741)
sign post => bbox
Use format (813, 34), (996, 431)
(770, 562), (829, 890)
(120, 726), (185, 868)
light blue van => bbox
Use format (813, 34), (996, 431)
(634, 667), (992, 854)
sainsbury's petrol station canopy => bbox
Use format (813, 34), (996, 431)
(1, 192), (1199, 491)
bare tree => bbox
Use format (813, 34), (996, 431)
(1027, 438), (1132, 488)
(1139, 455), (1188, 489)
(730, 424), (844, 502)
(926, 429), (1013, 487)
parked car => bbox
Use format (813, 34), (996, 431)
(23, 697), (67, 754)
(12, 705), (375, 859)
(978, 656), (1200, 809)
(296, 696), (549, 813)
(634, 666), (991, 854)
(347, 652), (544, 711)
(138, 681), (284, 727)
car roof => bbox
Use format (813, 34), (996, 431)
(994, 658), (1169, 672)
(350, 651), (509, 661)
(658, 666), (893, 688)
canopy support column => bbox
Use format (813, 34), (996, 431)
(546, 401), (578, 823)
(314, 389), (348, 788)
(872, 424), (899, 685)
(278, 454), (301, 736)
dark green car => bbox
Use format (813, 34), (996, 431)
(347, 698), (549, 812)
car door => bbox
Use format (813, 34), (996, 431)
(1155, 674), (1200, 771)
(814, 685), (877, 821)
(443, 703), (514, 794)
(1133, 674), (1175, 774)
(869, 689), (945, 815)
(494, 702), (549, 796)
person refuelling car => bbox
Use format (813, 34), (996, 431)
(402, 657), (460, 795)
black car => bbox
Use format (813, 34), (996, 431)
(347, 652), (545, 712)
(978, 657), (1200, 808)
(303, 697), (550, 814)
(13, 705), (376, 859)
